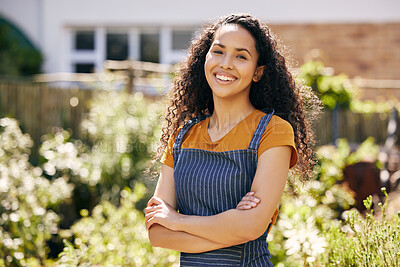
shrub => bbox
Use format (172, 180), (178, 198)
(298, 61), (356, 110)
(0, 118), (72, 266)
(0, 18), (43, 76)
(321, 188), (400, 266)
(56, 183), (179, 267)
(40, 91), (162, 207)
(269, 138), (382, 266)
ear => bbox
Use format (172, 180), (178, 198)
(253, 65), (266, 82)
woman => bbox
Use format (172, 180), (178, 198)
(145, 14), (319, 266)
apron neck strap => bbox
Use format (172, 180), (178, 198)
(248, 109), (275, 151)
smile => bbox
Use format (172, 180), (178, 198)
(215, 73), (237, 82)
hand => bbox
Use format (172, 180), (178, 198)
(145, 196), (182, 231)
(236, 192), (260, 210)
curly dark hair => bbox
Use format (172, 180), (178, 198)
(156, 13), (321, 180)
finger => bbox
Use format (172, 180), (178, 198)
(239, 197), (260, 205)
(146, 213), (158, 230)
(147, 196), (163, 207)
(237, 200), (259, 209)
(144, 205), (162, 215)
(145, 210), (159, 222)
(237, 205), (252, 210)
(246, 192), (255, 196)
(241, 195), (260, 204)
(238, 200), (258, 208)
(146, 217), (153, 230)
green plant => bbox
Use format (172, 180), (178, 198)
(56, 183), (179, 267)
(321, 188), (400, 266)
(0, 18), (43, 76)
(269, 137), (383, 266)
(40, 91), (162, 207)
(298, 61), (356, 110)
(0, 118), (72, 266)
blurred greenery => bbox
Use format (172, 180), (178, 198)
(298, 60), (400, 114)
(298, 61), (356, 110)
(0, 17), (43, 76)
(56, 183), (179, 266)
(0, 118), (72, 266)
(321, 188), (400, 266)
(0, 89), (166, 265)
(39, 91), (162, 208)
(268, 137), (385, 266)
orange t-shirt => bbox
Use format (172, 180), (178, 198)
(161, 109), (298, 233)
(162, 109), (298, 168)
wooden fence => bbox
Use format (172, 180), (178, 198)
(0, 80), (399, 163)
(0, 80), (94, 163)
(314, 109), (399, 146)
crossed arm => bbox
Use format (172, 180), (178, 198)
(145, 146), (291, 253)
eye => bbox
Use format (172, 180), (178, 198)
(237, 55), (247, 60)
(213, 50), (223, 55)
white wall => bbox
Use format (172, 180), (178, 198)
(1, 0), (400, 73)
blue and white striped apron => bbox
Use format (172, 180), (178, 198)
(172, 110), (275, 266)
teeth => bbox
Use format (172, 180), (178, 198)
(216, 74), (235, 81)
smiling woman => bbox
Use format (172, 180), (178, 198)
(146, 13), (320, 266)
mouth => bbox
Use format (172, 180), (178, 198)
(214, 73), (238, 83)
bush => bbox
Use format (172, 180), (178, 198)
(321, 188), (400, 266)
(39, 91), (162, 208)
(0, 118), (72, 266)
(79, 91), (161, 204)
(0, 18), (43, 76)
(268, 138), (382, 266)
(0, 89), (173, 265)
(298, 61), (356, 110)
(56, 183), (179, 267)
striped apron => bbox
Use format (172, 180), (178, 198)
(172, 110), (275, 266)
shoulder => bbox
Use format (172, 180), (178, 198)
(265, 115), (294, 135)
(168, 116), (209, 147)
(259, 114), (298, 168)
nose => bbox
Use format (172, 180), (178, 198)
(220, 55), (233, 70)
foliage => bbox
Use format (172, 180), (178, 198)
(56, 183), (179, 267)
(0, 89), (175, 265)
(298, 61), (356, 110)
(0, 118), (72, 266)
(79, 91), (161, 203)
(321, 188), (400, 266)
(40, 91), (162, 206)
(0, 18), (43, 76)
(269, 137), (383, 266)
(350, 99), (400, 114)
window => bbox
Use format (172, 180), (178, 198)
(75, 63), (95, 73)
(75, 31), (95, 50)
(106, 33), (129, 60)
(140, 32), (159, 63)
(172, 30), (193, 50)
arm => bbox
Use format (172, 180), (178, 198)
(147, 146), (291, 246)
(146, 164), (229, 253)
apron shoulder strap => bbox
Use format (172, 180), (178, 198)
(248, 109), (275, 151)
(172, 114), (210, 153)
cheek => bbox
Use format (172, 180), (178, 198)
(204, 53), (213, 67)
(238, 65), (256, 80)
(204, 54), (215, 75)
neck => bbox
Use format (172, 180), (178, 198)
(210, 95), (255, 130)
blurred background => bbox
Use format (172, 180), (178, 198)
(0, 0), (399, 266)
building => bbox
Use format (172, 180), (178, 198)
(0, 0), (399, 86)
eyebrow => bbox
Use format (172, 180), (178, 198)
(214, 43), (252, 56)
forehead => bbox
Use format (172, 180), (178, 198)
(212, 24), (256, 52)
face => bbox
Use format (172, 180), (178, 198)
(204, 24), (265, 101)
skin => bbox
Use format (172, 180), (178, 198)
(145, 24), (291, 252)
